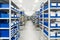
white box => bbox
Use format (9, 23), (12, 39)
(57, 13), (60, 16)
(58, 3), (60, 6)
(50, 11), (56, 16)
(57, 23), (60, 26)
(57, 32), (60, 36)
(51, 23), (56, 26)
(51, 3), (57, 6)
(50, 32), (55, 36)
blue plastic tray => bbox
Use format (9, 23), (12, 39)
(0, 4), (9, 8)
(0, 29), (9, 37)
(44, 14), (48, 18)
(0, 23), (9, 28)
(44, 22), (48, 26)
(44, 29), (48, 36)
(1, 13), (9, 18)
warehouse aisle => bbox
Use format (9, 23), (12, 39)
(19, 20), (46, 40)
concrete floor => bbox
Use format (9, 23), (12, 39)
(19, 21), (46, 40)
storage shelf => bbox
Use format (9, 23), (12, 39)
(0, 0), (20, 40)
(40, 0), (60, 40)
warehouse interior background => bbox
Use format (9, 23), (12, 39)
(0, 0), (60, 40)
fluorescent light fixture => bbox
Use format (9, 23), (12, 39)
(18, 0), (23, 3)
(25, 11), (34, 16)
(35, 0), (39, 3)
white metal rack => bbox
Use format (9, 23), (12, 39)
(0, 0), (20, 40)
(40, 0), (60, 40)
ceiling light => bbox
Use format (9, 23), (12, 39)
(35, 0), (39, 3)
(18, 0), (23, 3)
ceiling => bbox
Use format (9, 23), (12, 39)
(12, 0), (47, 16)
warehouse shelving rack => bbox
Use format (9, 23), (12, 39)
(35, 11), (40, 27)
(39, 3), (44, 31)
(0, 0), (20, 40)
(40, 0), (60, 40)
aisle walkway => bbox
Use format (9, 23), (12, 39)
(19, 21), (46, 40)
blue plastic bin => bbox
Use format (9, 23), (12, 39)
(44, 14), (48, 18)
(44, 29), (48, 36)
(0, 4), (9, 8)
(44, 5), (48, 10)
(0, 29), (9, 37)
(1, 13), (9, 18)
(0, 23), (9, 28)
(40, 14), (42, 17)
(44, 22), (48, 26)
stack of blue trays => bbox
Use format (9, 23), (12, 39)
(0, 20), (9, 28)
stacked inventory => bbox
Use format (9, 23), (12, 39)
(20, 11), (26, 26)
(35, 11), (40, 27)
(39, 3), (44, 31)
(0, 0), (20, 40)
(40, 0), (60, 40)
